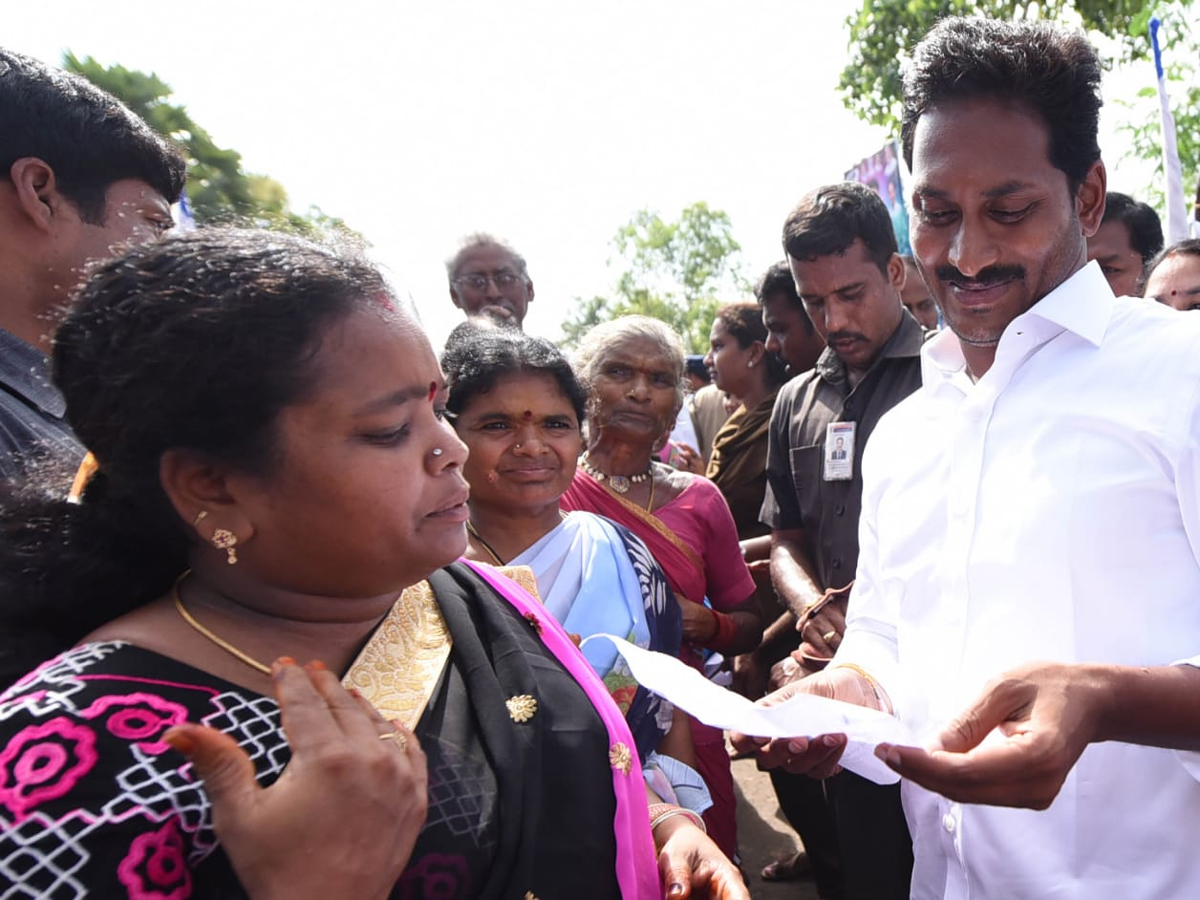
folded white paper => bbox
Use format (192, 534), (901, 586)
(585, 634), (915, 784)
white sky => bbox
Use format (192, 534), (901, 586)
(5, 0), (1176, 348)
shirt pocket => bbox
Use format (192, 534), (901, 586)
(788, 444), (826, 532)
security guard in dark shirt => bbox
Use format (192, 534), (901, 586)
(760, 182), (925, 899)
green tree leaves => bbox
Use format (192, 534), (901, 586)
(63, 53), (355, 238)
(837, 1), (1198, 215)
(560, 202), (748, 352)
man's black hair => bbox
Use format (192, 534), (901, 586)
(0, 48), (186, 222)
(755, 260), (816, 336)
(782, 182), (898, 275)
(900, 17), (1103, 195)
(1102, 192), (1164, 264)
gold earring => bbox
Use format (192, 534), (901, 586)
(193, 510), (208, 528)
(211, 528), (239, 565)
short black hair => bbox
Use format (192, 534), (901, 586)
(1102, 192), (1164, 264)
(442, 321), (587, 425)
(0, 48), (186, 222)
(900, 17), (1102, 194)
(755, 260), (816, 336)
(685, 355), (711, 383)
(782, 182), (898, 275)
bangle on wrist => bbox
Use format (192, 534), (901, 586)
(648, 803), (707, 834)
(707, 608), (738, 651)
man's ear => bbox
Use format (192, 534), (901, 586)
(449, 286), (464, 310)
(886, 253), (906, 292)
(525, 278), (535, 305)
(159, 448), (256, 547)
(8, 157), (66, 234)
(1076, 160), (1107, 238)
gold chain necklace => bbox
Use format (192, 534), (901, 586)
(172, 571), (272, 676)
(579, 452), (652, 494)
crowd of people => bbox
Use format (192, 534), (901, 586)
(2, 13), (1200, 900)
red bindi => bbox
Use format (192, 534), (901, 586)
(523, 410), (533, 421)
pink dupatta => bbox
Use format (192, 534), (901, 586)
(463, 560), (661, 899)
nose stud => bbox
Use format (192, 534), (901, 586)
(431, 448), (444, 457)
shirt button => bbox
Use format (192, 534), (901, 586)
(943, 813), (956, 833)
(831, 557), (842, 569)
(835, 504), (845, 517)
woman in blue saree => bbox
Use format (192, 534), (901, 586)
(443, 323), (707, 811)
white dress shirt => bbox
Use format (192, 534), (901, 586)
(838, 262), (1200, 899)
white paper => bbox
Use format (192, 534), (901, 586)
(585, 634), (915, 784)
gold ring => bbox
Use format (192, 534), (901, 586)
(378, 731), (407, 749)
(822, 630), (837, 644)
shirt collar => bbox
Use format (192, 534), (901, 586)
(0, 327), (67, 418)
(1018, 260), (1113, 348)
(816, 310), (926, 386)
(921, 262), (1113, 396)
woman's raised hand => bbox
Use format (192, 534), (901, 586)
(164, 659), (427, 900)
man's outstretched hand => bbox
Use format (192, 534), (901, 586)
(730, 665), (885, 779)
(874, 661), (1104, 810)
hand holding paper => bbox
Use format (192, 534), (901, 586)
(586, 634), (916, 784)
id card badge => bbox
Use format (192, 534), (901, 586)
(824, 421), (855, 481)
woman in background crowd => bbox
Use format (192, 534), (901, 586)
(703, 302), (788, 547)
(701, 302), (790, 704)
(560, 315), (763, 861)
(1143, 238), (1200, 311)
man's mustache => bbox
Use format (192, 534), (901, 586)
(935, 264), (1026, 288)
(826, 331), (868, 344)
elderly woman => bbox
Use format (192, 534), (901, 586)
(0, 232), (745, 900)
(561, 315), (764, 861)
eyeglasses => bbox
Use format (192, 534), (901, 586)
(453, 271), (524, 291)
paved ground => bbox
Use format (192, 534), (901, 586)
(732, 752), (820, 899)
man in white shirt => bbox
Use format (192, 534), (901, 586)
(735, 16), (1200, 899)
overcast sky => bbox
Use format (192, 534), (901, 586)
(6, 1), (1177, 347)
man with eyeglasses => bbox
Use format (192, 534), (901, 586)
(446, 233), (535, 329)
